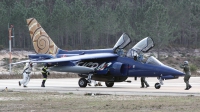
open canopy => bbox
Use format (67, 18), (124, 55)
(113, 33), (131, 50)
(132, 37), (154, 53)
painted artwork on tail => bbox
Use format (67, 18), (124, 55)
(27, 18), (59, 55)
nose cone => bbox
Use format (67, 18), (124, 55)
(160, 65), (185, 76)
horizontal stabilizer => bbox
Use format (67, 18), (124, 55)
(29, 54), (54, 60)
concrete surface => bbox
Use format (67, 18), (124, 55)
(1, 77), (200, 96)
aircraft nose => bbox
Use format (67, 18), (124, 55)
(171, 68), (185, 76)
(161, 65), (185, 76)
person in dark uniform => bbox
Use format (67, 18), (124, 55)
(136, 52), (149, 88)
(140, 77), (149, 88)
(180, 61), (192, 90)
(41, 63), (50, 87)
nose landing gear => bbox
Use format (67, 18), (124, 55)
(154, 77), (164, 89)
(155, 83), (161, 89)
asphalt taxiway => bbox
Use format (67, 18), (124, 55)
(1, 77), (200, 96)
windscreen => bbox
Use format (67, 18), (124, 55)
(146, 56), (163, 66)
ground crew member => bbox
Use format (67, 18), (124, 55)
(140, 77), (149, 88)
(87, 74), (102, 86)
(41, 63), (50, 87)
(180, 61), (192, 90)
(19, 61), (33, 87)
(88, 80), (102, 86)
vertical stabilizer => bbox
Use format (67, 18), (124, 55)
(27, 18), (59, 56)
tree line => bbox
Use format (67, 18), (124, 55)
(0, 0), (200, 53)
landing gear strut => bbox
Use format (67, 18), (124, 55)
(87, 74), (93, 83)
(78, 74), (93, 87)
(154, 77), (164, 89)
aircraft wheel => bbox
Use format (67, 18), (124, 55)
(105, 82), (114, 87)
(155, 83), (161, 89)
(78, 78), (87, 87)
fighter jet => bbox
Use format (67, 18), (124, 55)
(16, 18), (185, 89)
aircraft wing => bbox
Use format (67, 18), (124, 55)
(30, 53), (118, 73)
(11, 60), (31, 65)
(31, 53), (118, 63)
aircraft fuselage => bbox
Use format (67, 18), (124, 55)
(75, 56), (184, 82)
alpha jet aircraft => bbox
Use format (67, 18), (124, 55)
(25, 18), (184, 89)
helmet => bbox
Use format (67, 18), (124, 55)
(184, 61), (188, 65)
(133, 51), (138, 57)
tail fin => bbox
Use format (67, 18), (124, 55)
(27, 18), (59, 56)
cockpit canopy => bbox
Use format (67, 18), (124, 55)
(146, 56), (163, 66)
(126, 37), (154, 58)
(113, 34), (155, 61)
(113, 33), (131, 50)
(132, 37), (154, 53)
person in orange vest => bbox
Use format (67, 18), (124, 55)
(41, 63), (50, 87)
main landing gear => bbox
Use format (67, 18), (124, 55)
(78, 78), (88, 87)
(78, 74), (93, 87)
(78, 74), (115, 88)
(105, 82), (114, 87)
(154, 77), (164, 89)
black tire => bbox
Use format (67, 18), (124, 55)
(155, 83), (161, 89)
(105, 82), (114, 87)
(78, 78), (87, 87)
